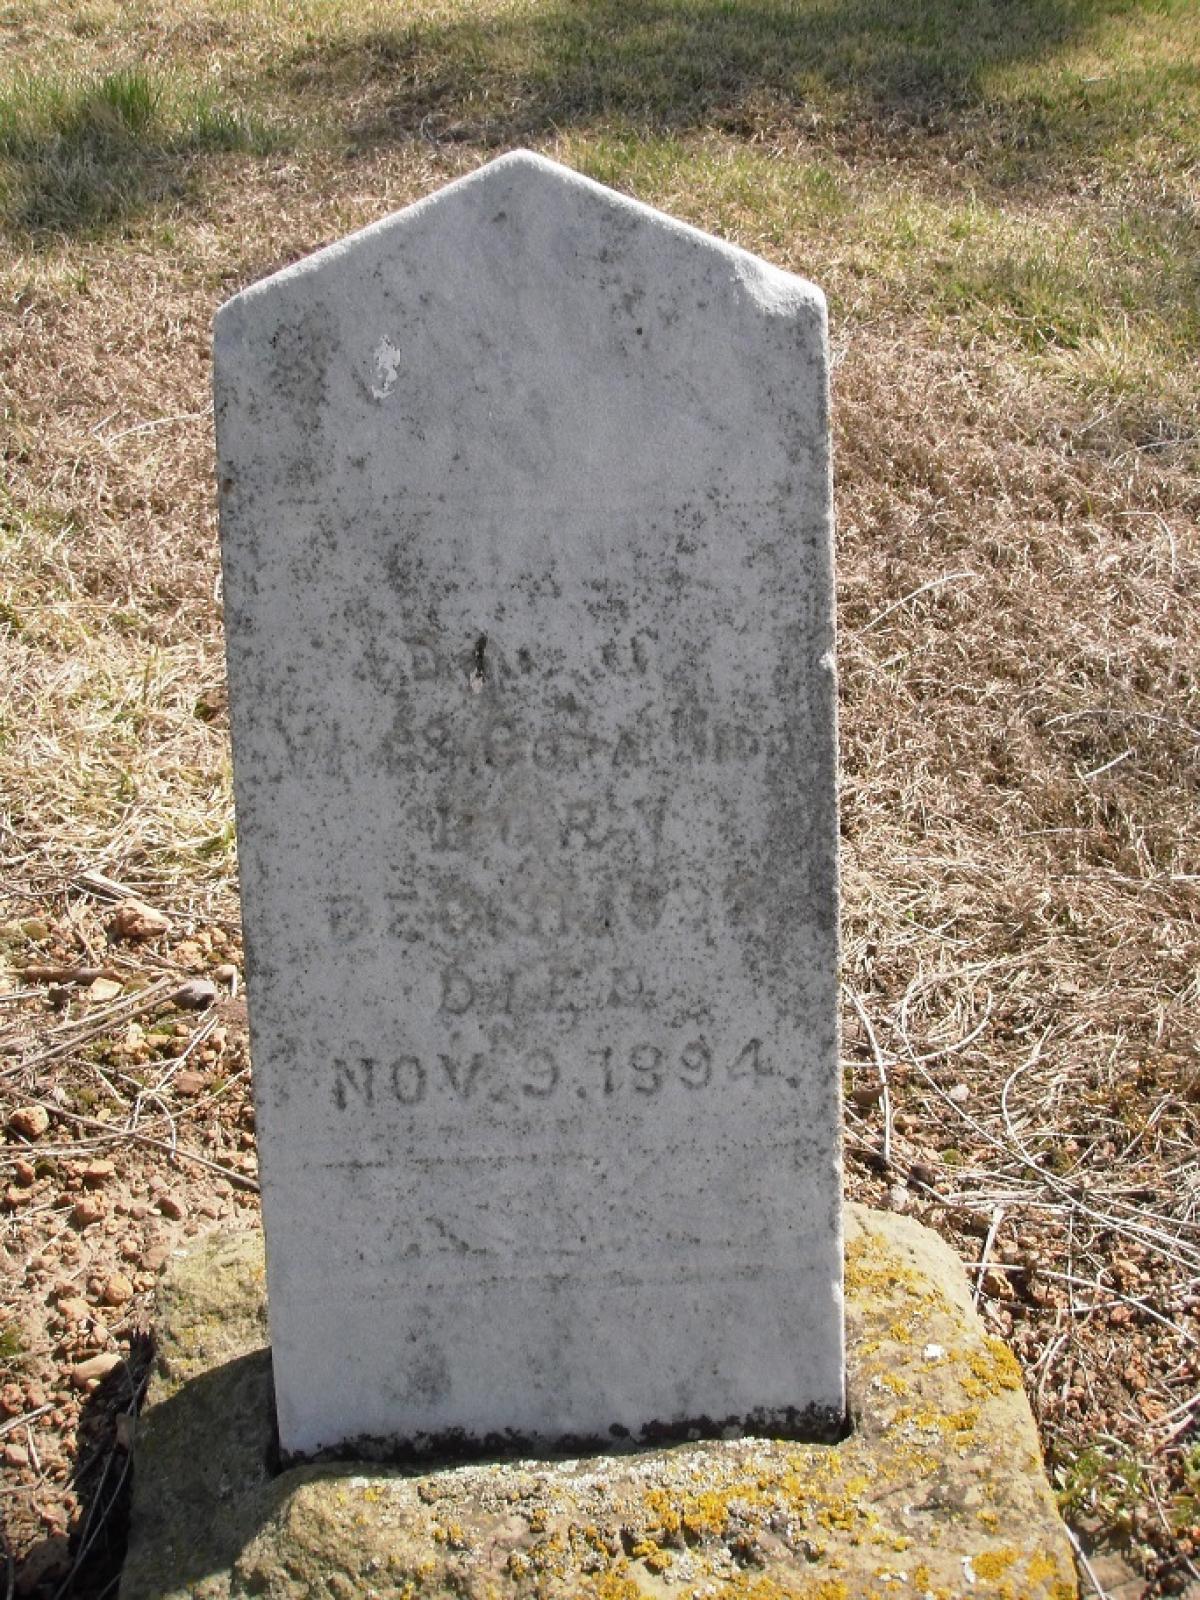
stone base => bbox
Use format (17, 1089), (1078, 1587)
(119, 1207), (1076, 1599)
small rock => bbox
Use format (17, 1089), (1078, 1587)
(100, 1273), (134, 1307)
(3, 1185), (33, 1210)
(110, 899), (171, 941)
(4, 1441), (29, 1468)
(88, 976), (124, 1002)
(849, 1082), (885, 1110)
(15, 1534), (71, 1594)
(141, 1241), (174, 1272)
(56, 1297), (91, 1324)
(982, 1266), (1015, 1299)
(8, 1104), (50, 1140)
(886, 1184), (910, 1213)
(174, 1069), (206, 1097)
(156, 1193), (187, 1220)
(948, 1083), (971, 1104)
(173, 978), (217, 1010)
(196, 1198), (223, 1219)
(71, 1352), (121, 1389)
(119, 1238), (141, 1262)
(71, 1196), (105, 1228)
(0, 1382), (23, 1416)
(13, 1158), (36, 1187)
(82, 1160), (116, 1188)
(214, 963), (239, 987)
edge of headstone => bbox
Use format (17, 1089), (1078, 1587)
(212, 149), (826, 338)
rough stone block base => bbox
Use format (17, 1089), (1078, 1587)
(120, 1206), (1077, 1599)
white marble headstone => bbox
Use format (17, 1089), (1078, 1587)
(215, 150), (844, 1457)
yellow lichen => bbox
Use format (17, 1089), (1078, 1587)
(961, 1339), (1023, 1399)
(682, 1488), (738, 1540)
(972, 1547), (1018, 1580)
(642, 1486), (682, 1538)
(583, 1576), (643, 1600)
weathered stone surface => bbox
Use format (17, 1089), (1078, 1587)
(215, 149), (841, 1456)
(120, 1208), (1077, 1600)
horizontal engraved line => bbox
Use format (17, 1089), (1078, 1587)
(308, 1140), (824, 1170)
(302, 1261), (821, 1292)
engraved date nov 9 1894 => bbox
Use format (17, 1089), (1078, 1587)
(330, 1034), (791, 1113)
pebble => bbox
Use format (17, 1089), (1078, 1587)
(214, 963), (238, 986)
(173, 979), (218, 1010)
(109, 900), (171, 941)
(14, 1534), (71, 1594)
(56, 1298), (90, 1324)
(100, 1273), (134, 1308)
(174, 1069), (206, 1097)
(948, 1083), (971, 1104)
(70, 1352), (120, 1389)
(141, 1241), (174, 1271)
(71, 1197), (105, 1228)
(156, 1193), (187, 1220)
(13, 1159), (36, 1187)
(8, 1105), (50, 1141)
(82, 1160), (116, 1188)
(887, 1184), (910, 1213)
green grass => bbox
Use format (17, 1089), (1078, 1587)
(0, 65), (282, 233)
(1055, 1441), (1147, 1539)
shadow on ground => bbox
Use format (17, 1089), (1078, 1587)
(11, 1338), (153, 1600)
(279, 0), (1153, 152)
(0, 0), (1176, 239)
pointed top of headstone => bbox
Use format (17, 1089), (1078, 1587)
(217, 149), (825, 335)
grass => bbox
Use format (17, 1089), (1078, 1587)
(0, 64), (280, 231)
(0, 0), (1198, 1592)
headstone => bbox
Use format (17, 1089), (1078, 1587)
(214, 149), (843, 1458)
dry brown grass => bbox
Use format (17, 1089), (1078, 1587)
(1, 0), (1199, 1593)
